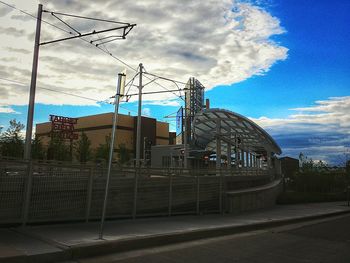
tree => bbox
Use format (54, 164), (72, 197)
(31, 136), (46, 160)
(74, 132), (91, 163)
(47, 134), (71, 161)
(117, 143), (131, 165)
(0, 119), (25, 158)
(95, 135), (111, 162)
(299, 152), (314, 172)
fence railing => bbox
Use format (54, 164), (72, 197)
(0, 159), (275, 225)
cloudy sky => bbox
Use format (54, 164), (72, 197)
(0, 0), (349, 164)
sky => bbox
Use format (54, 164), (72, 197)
(0, 0), (349, 164)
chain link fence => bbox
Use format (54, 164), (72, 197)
(0, 159), (272, 225)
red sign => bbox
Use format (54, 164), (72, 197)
(50, 115), (79, 140)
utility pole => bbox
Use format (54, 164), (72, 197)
(99, 72), (124, 239)
(24, 4), (42, 160)
(135, 63), (143, 167)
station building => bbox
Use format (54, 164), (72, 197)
(151, 78), (282, 171)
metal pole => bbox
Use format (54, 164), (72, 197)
(235, 134), (238, 169)
(132, 167), (139, 219)
(227, 141), (231, 170)
(184, 116), (188, 169)
(85, 167), (94, 222)
(216, 120), (221, 171)
(143, 137), (147, 166)
(135, 63), (143, 167)
(99, 73), (124, 239)
(196, 176), (200, 215)
(24, 4), (42, 160)
(183, 81), (189, 170)
(22, 161), (33, 226)
(219, 171), (223, 213)
(168, 173), (173, 216)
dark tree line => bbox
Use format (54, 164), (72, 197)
(0, 119), (131, 164)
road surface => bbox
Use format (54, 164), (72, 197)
(76, 214), (350, 263)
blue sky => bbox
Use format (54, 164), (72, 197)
(209, 0), (350, 116)
(0, 0), (349, 164)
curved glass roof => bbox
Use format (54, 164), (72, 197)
(193, 108), (282, 155)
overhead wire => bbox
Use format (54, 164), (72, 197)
(42, 10), (131, 25)
(96, 32), (111, 55)
(50, 12), (81, 35)
(0, 76), (138, 114)
(0, 1), (188, 106)
(0, 1), (137, 71)
(41, 10), (185, 100)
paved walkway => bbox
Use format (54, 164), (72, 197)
(1, 202), (349, 263)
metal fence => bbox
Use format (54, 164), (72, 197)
(0, 159), (272, 225)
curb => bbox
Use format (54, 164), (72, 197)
(68, 209), (350, 260)
(2, 208), (350, 263)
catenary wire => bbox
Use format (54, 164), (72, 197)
(0, 1), (187, 102)
(43, 10), (130, 25)
(0, 76), (138, 114)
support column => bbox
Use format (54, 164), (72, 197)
(267, 151), (272, 169)
(227, 142), (231, 169)
(216, 120), (221, 170)
(255, 154), (258, 168)
(241, 149), (245, 168)
(235, 134), (239, 168)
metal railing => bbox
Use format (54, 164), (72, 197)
(0, 159), (274, 225)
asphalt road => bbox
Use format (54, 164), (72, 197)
(78, 214), (350, 263)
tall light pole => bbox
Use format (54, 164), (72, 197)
(99, 72), (125, 239)
(135, 63), (143, 167)
(24, 4), (42, 160)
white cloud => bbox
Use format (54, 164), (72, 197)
(252, 96), (350, 132)
(0, 0), (287, 108)
(142, 107), (151, 116)
(144, 100), (181, 107)
(0, 106), (19, 114)
(249, 96), (350, 164)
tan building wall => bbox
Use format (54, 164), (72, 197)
(156, 122), (170, 145)
(35, 112), (170, 161)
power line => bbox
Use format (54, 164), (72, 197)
(50, 12), (81, 35)
(122, 88), (188, 97)
(144, 72), (187, 85)
(144, 71), (186, 99)
(0, 1), (187, 102)
(43, 10), (131, 25)
(0, 76), (138, 114)
(43, 8), (184, 98)
(0, 76), (104, 103)
(0, 0), (136, 71)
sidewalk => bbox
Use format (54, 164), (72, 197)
(1, 202), (349, 263)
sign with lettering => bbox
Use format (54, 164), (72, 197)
(176, 106), (183, 136)
(49, 115), (79, 140)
